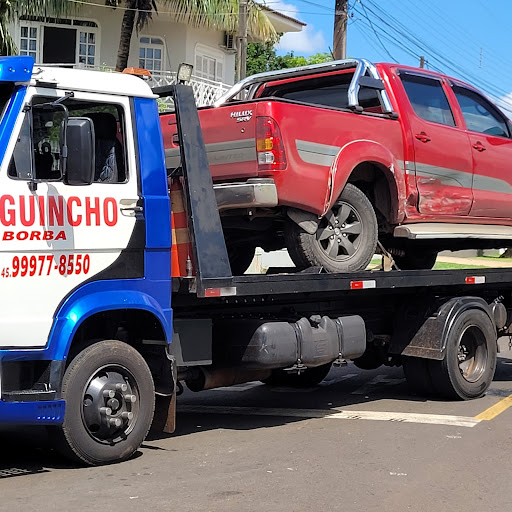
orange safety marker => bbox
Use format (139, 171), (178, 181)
(170, 179), (194, 277)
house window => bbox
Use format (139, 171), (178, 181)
(195, 45), (224, 83)
(18, 18), (98, 66)
(139, 37), (163, 72)
(78, 31), (96, 66)
(20, 25), (38, 60)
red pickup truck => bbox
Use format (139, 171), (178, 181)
(162, 59), (512, 273)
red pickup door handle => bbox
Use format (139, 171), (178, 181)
(472, 142), (486, 152)
(415, 132), (431, 143)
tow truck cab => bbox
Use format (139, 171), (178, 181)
(0, 56), (173, 425)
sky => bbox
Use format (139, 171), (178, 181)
(261, 0), (512, 114)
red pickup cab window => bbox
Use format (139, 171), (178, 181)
(452, 85), (510, 138)
(258, 71), (382, 112)
(400, 73), (456, 127)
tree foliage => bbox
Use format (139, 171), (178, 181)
(110, 0), (278, 71)
(247, 42), (332, 75)
(0, 0), (82, 55)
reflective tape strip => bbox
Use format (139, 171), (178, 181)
(204, 287), (237, 297)
(465, 276), (485, 284)
(350, 280), (377, 290)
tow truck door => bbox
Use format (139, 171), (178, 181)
(0, 87), (140, 349)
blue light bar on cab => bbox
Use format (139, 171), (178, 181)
(0, 56), (33, 83)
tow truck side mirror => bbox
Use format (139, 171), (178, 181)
(62, 117), (95, 186)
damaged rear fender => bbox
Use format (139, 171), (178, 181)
(325, 139), (406, 223)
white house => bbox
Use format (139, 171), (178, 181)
(11, 2), (305, 105)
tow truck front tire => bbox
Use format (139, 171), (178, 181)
(51, 340), (155, 466)
(286, 184), (378, 273)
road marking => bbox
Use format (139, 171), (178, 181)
(178, 405), (481, 428)
(475, 393), (512, 421)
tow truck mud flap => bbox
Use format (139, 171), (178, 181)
(213, 315), (366, 369)
(390, 296), (496, 360)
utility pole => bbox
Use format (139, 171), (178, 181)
(419, 56), (425, 68)
(236, 0), (248, 82)
(333, 0), (348, 60)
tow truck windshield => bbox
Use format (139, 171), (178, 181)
(0, 83), (16, 123)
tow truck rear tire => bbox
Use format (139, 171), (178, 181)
(286, 184), (378, 273)
(429, 309), (497, 400)
(51, 340), (155, 465)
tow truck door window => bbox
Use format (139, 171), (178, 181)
(453, 85), (512, 218)
(9, 98), (127, 183)
(10, 110), (33, 180)
(400, 73), (474, 216)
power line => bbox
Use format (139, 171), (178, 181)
(294, 0), (334, 12)
(358, 1), (396, 62)
(355, 0), (512, 105)
(368, 0), (512, 83)
(64, 0), (325, 17)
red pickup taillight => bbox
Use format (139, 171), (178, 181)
(256, 116), (287, 171)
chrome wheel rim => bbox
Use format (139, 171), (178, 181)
(457, 325), (487, 383)
(315, 201), (363, 261)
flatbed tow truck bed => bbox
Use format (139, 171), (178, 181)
(172, 267), (505, 298)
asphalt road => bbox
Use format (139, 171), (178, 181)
(3, 346), (512, 512)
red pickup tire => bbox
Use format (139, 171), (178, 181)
(286, 184), (378, 273)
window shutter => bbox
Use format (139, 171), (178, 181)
(216, 62), (223, 82)
(195, 55), (202, 76)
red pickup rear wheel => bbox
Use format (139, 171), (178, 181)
(286, 184), (378, 273)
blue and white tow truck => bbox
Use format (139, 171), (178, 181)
(0, 55), (510, 465)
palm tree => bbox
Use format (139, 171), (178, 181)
(107, 0), (277, 72)
(0, 0), (83, 55)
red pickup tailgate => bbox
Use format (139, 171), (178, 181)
(161, 102), (262, 181)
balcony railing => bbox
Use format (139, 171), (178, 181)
(37, 63), (231, 108)
(150, 70), (231, 108)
